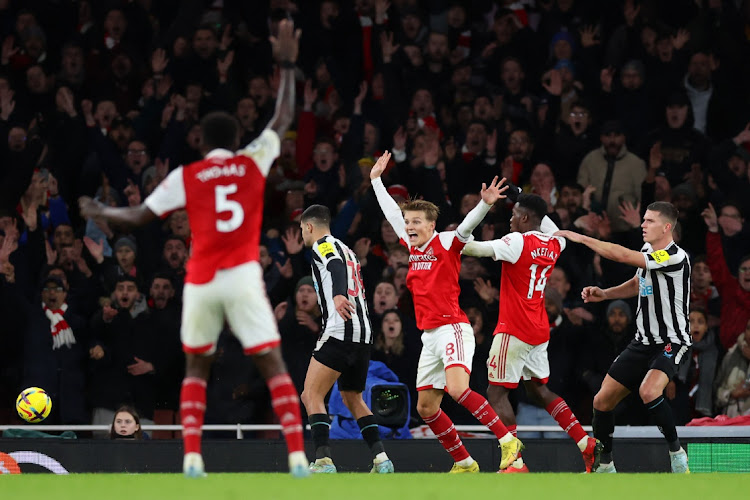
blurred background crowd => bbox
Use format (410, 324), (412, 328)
(1, 0), (750, 437)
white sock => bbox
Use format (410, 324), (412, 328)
(374, 452), (389, 464)
(577, 436), (590, 452)
(456, 457), (475, 467)
(499, 433), (514, 444)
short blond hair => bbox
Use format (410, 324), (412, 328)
(401, 199), (439, 222)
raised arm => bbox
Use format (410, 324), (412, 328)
(462, 241), (497, 258)
(370, 151), (407, 242)
(266, 19), (300, 138)
(456, 176), (507, 241)
(555, 230), (645, 268)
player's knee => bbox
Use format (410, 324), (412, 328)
(416, 400), (438, 418)
(638, 384), (661, 404)
(445, 385), (466, 402)
(593, 391), (615, 412)
(300, 389), (314, 410)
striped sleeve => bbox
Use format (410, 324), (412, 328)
(644, 244), (686, 272)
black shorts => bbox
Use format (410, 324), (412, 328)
(312, 338), (371, 392)
(608, 339), (691, 393)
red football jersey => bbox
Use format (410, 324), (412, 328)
(145, 130), (280, 284)
(489, 231), (565, 345)
(403, 232), (470, 330)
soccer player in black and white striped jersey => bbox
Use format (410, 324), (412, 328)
(556, 201), (691, 474)
(298, 205), (393, 474)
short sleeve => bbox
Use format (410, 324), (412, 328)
(144, 167), (186, 216)
(644, 247), (686, 271)
(237, 129), (280, 177)
(313, 238), (343, 263)
(439, 231), (467, 252)
(489, 232), (524, 263)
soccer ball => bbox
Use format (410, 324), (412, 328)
(16, 387), (52, 423)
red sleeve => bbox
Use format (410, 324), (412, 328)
(296, 111), (316, 178)
(705, 231), (735, 294)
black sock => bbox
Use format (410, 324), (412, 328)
(592, 408), (615, 463)
(309, 413), (332, 459)
(357, 415), (385, 459)
(646, 395), (681, 452)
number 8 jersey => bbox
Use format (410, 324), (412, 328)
(145, 129), (280, 285)
(311, 235), (373, 345)
(487, 231), (566, 345)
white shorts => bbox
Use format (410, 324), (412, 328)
(487, 333), (549, 388)
(181, 262), (280, 356)
(416, 323), (475, 391)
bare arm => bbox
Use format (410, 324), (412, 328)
(555, 230), (645, 268)
(581, 275), (638, 303)
(78, 197), (157, 228)
(266, 20), (300, 137)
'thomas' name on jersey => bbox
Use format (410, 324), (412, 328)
(402, 231), (470, 331)
(145, 130), (280, 285)
(311, 235), (372, 344)
(484, 231), (566, 345)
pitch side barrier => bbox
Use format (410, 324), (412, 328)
(1, 426), (748, 473)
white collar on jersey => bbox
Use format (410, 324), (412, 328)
(206, 148), (234, 159)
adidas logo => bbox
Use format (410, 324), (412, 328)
(447, 357), (454, 362)
(183, 416), (198, 425)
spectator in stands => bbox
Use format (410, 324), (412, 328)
(110, 405), (145, 439)
(714, 320), (750, 417)
(702, 203), (750, 349)
(577, 120), (647, 234)
(277, 276), (320, 395)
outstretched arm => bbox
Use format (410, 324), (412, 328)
(555, 230), (645, 268)
(266, 19), (300, 138)
(370, 151), (408, 242)
(456, 176), (507, 242)
(462, 241), (497, 258)
(78, 198), (157, 228)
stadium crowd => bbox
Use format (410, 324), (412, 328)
(1, 0), (750, 435)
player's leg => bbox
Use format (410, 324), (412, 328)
(179, 281), (225, 478)
(415, 333), (476, 472)
(523, 380), (602, 472)
(300, 355), (341, 473)
(340, 391), (394, 473)
(252, 347), (307, 476)
(338, 344), (393, 473)
(638, 352), (690, 474)
(485, 333), (527, 469)
(591, 375), (631, 472)
(521, 342), (602, 472)
(226, 263), (307, 477)
(593, 341), (648, 472)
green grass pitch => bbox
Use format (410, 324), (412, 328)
(0, 473), (746, 499)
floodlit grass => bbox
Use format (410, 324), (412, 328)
(0, 473), (746, 500)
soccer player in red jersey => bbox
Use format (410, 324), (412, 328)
(370, 151), (522, 472)
(79, 20), (309, 478)
(463, 191), (602, 473)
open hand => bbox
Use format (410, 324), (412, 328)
(370, 150), (391, 180)
(480, 176), (508, 205)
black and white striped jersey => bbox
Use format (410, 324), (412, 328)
(310, 235), (373, 344)
(634, 241), (692, 346)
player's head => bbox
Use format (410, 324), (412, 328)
(510, 193), (547, 232)
(401, 199), (438, 247)
(642, 201), (678, 244)
(300, 204), (331, 247)
(200, 111), (240, 153)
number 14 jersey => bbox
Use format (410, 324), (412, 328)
(486, 231), (566, 345)
(145, 129), (280, 285)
